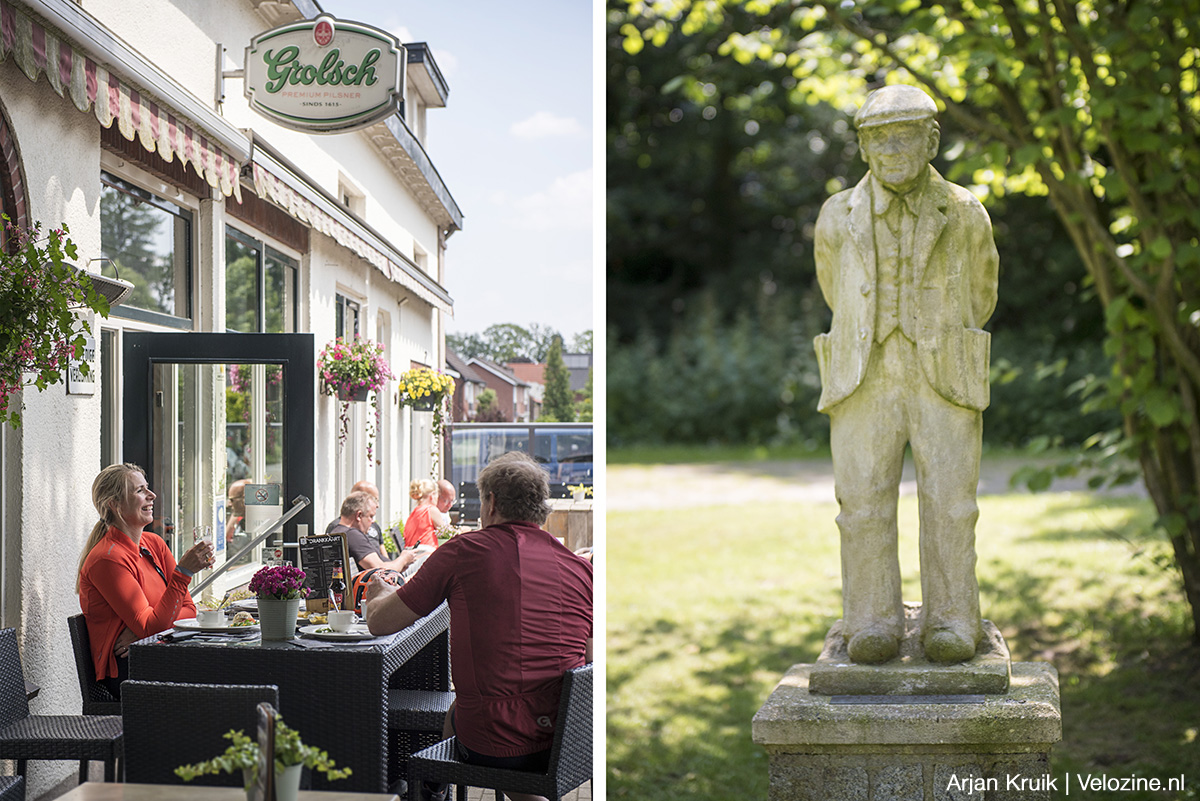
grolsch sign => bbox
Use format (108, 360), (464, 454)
(245, 15), (404, 133)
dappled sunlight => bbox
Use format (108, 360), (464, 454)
(610, 480), (1199, 799)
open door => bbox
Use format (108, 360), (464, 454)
(123, 333), (315, 598)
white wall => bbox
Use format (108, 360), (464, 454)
(0, 61), (104, 798)
(86, 0), (444, 278)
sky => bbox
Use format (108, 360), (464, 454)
(316, 1), (595, 345)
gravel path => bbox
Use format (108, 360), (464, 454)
(607, 456), (1147, 511)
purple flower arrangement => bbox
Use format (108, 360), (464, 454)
(248, 564), (307, 600)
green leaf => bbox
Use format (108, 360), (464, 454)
(1148, 235), (1172, 260)
(1143, 388), (1179, 427)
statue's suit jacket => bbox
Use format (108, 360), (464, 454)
(813, 167), (999, 413)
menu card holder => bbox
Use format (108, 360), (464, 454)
(298, 532), (352, 612)
(251, 702), (276, 801)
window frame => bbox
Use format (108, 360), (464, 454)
(98, 167), (197, 329)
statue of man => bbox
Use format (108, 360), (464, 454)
(813, 84), (999, 664)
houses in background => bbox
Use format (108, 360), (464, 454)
(445, 347), (593, 423)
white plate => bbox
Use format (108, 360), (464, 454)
(174, 617), (259, 633)
(298, 623), (374, 641)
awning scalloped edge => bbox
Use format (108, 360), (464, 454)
(0, 0), (242, 202)
(251, 162), (451, 314)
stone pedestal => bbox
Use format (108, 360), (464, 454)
(752, 662), (1062, 801)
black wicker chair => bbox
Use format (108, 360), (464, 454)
(121, 681), (279, 785)
(0, 627), (122, 782)
(0, 775), (22, 801)
(408, 663), (592, 801)
(387, 688), (455, 787)
(67, 615), (121, 716)
(386, 628), (454, 788)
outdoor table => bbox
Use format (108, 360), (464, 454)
(128, 603), (449, 794)
(52, 781), (399, 801)
(546, 498), (593, 551)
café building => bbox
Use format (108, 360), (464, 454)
(0, 2), (460, 791)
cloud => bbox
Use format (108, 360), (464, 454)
(510, 111), (583, 139)
(508, 169), (592, 231)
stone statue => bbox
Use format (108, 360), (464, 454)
(813, 84), (999, 664)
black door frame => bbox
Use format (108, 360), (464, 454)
(123, 332), (315, 558)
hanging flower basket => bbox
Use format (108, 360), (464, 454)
(317, 337), (394, 463)
(396, 367), (455, 410)
(0, 216), (111, 428)
(397, 367), (456, 476)
(337, 385), (370, 403)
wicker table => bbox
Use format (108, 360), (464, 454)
(53, 781), (399, 800)
(128, 603), (449, 794)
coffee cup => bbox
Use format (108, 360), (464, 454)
(196, 609), (223, 627)
(328, 610), (354, 632)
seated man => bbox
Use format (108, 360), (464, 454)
(329, 491), (416, 574)
(366, 452), (593, 801)
(436, 478), (457, 523)
(326, 480), (386, 552)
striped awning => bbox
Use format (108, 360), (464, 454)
(0, 0), (242, 201)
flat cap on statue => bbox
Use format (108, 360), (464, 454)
(854, 84), (938, 129)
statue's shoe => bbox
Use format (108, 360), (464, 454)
(922, 627), (978, 663)
(847, 628), (899, 664)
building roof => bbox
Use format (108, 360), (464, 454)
(468, 357), (529, 387)
(446, 348), (487, 384)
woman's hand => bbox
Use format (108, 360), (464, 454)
(177, 540), (214, 575)
(113, 627), (139, 659)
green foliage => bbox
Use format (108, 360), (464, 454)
(610, 0), (1200, 637)
(608, 291), (828, 448)
(575, 368), (594, 422)
(0, 217), (110, 427)
(174, 720), (351, 785)
(474, 388), (504, 423)
(542, 336), (576, 422)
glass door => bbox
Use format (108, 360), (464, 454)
(123, 333), (315, 601)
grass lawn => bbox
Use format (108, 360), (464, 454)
(607, 487), (1200, 800)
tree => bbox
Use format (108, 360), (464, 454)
(570, 330), (594, 354)
(619, 0), (1200, 638)
(575, 368), (593, 422)
(447, 331), (488, 360)
(474, 388), (505, 422)
(542, 336), (575, 422)
(481, 323), (535, 363)
(527, 323), (564, 362)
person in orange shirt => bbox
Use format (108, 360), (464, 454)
(76, 464), (212, 698)
(403, 478), (450, 549)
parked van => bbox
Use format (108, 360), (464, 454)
(449, 422), (593, 522)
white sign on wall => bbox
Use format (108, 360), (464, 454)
(66, 332), (96, 395)
(245, 15), (404, 133)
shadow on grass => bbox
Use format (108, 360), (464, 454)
(978, 555), (1200, 799)
(610, 552), (1198, 801)
(608, 609), (829, 800)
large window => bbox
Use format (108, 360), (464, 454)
(99, 172), (193, 324)
(226, 227), (298, 334)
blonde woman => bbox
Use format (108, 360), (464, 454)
(76, 464), (212, 698)
(403, 478), (448, 549)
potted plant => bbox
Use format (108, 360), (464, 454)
(568, 484), (593, 502)
(0, 216), (111, 428)
(175, 718), (351, 801)
(248, 564), (307, 641)
(317, 337), (394, 464)
(397, 367), (456, 475)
